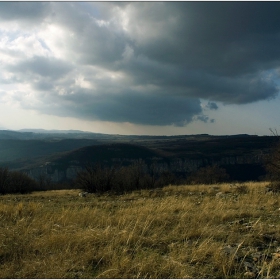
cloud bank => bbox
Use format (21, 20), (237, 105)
(0, 2), (280, 126)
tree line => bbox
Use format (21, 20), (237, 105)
(0, 162), (230, 195)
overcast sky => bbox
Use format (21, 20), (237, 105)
(1, 2), (280, 135)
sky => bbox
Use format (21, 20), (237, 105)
(0, 2), (280, 136)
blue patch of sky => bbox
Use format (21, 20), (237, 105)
(0, 29), (13, 40)
(0, 29), (26, 42)
(262, 68), (280, 87)
(38, 38), (51, 52)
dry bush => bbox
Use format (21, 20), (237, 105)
(187, 164), (230, 184)
(75, 162), (179, 194)
(0, 168), (38, 194)
(265, 135), (280, 180)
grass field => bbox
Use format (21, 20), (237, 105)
(1, 182), (280, 278)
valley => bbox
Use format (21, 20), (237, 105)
(0, 130), (278, 184)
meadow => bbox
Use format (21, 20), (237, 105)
(1, 182), (280, 278)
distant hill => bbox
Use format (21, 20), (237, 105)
(18, 129), (90, 134)
(46, 135), (277, 169)
(47, 143), (166, 169)
(0, 139), (102, 165)
(0, 131), (278, 182)
(0, 130), (35, 140)
(0, 129), (114, 140)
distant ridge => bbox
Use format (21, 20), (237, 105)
(18, 129), (92, 134)
(0, 129), (265, 140)
(0, 129), (112, 140)
(0, 130), (34, 140)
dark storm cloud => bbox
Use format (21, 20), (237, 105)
(40, 90), (202, 126)
(8, 56), (73, 80)
(132, 2), (280, 75)
(206, 102), (218, 111)
(1, 2), (280, 126)
(119, 2), (280, 103)
(195, 115), (214, 124)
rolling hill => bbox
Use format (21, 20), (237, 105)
(0, 129), (278, 183)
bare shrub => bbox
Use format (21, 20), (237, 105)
(38, 174), (52, 190)
(75, 164), (116, 193)
(265, 131), (280, 180)
(0, 168), (38, 194)
(188, 165), (229, 184)
(75, 160), (181, 194)
(156, 171), (178, 188)
(0, 167), (9, 194)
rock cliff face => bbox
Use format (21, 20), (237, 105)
(26, 152), (266, 183)
(153, 153), (264, 173)
(26, 163), (83, 183)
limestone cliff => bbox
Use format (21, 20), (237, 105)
(25, 151), (266, 183)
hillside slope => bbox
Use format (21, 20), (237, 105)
(22, 135), (278, 183)
(0, 134), (278, 183)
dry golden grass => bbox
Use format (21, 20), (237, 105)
(1, 182), (280, 278)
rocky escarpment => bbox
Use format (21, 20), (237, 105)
(25, 151), (267, 183)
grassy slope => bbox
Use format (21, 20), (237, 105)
(1, 182), (280, 278)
